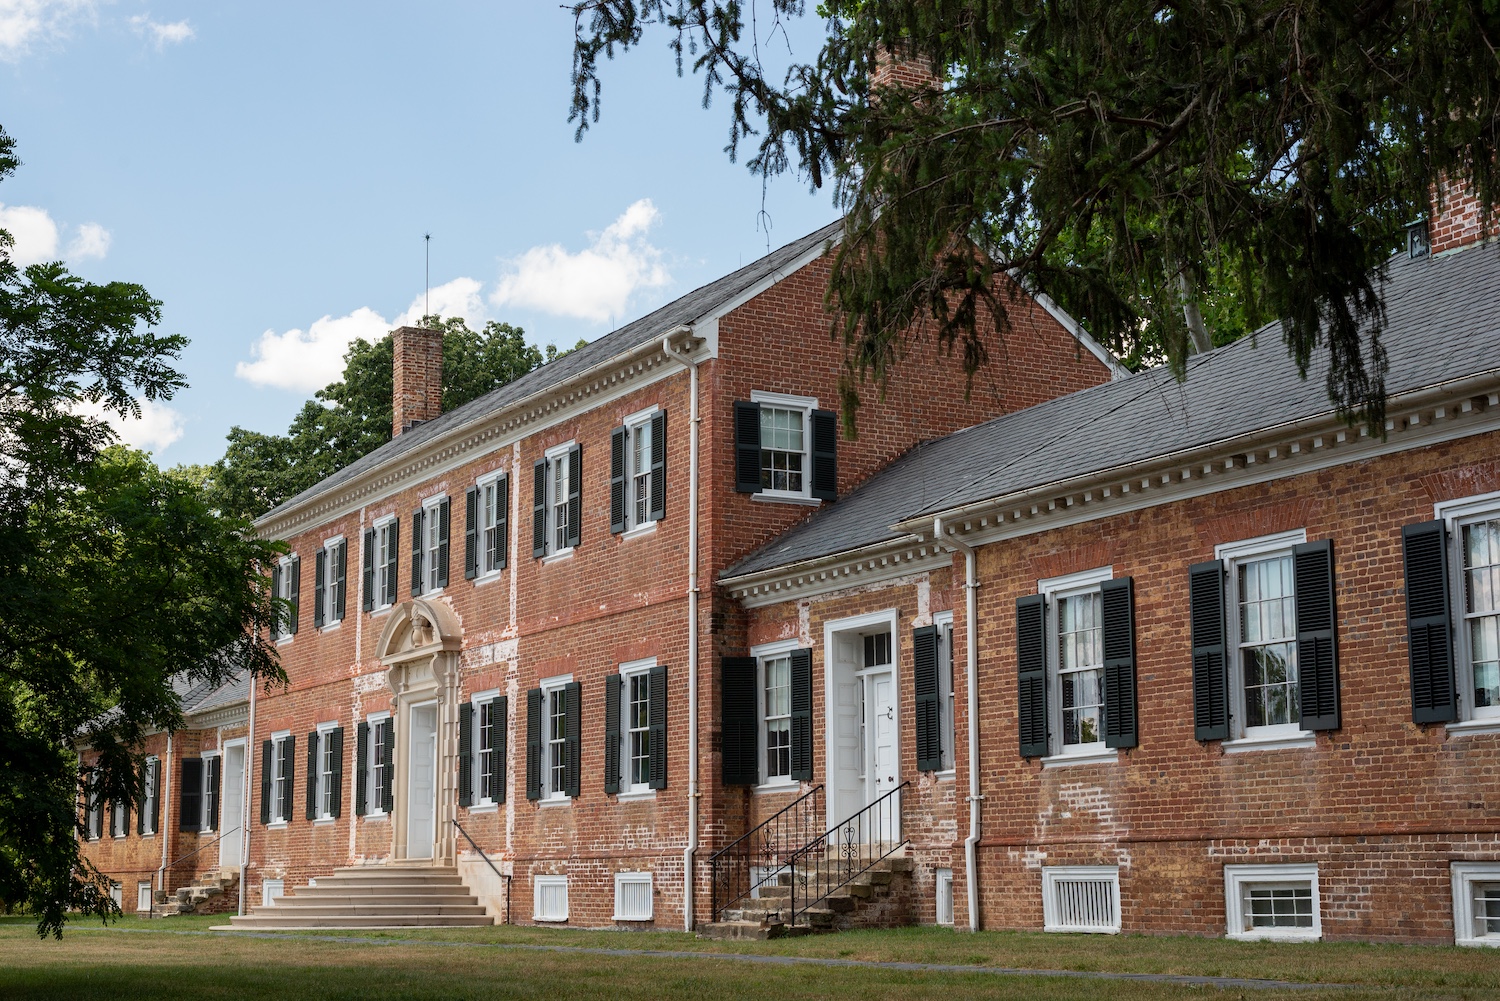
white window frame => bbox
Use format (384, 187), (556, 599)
(420, 493), (447, 594)
(613, 871), (654, 921)
(1224, 863), (1320, 941)
(200, 750), (220, 832)
(619, 658), (656, 797)
(470, 689), (501, 809)
(751, 390), (818, 502)
(539, 673), (573, 801)
(623, 405), (660, 535)
(935, 867), (955, 926)
(1215, 530), (1314, 751)
(109, 881), (123, 907)
(1042, 865), (1121, 934)
(110, 795), (129, 839)
(1452, 862), (1500, 946)
(320, 535), (346, 629)
(476, 471), (507, 579)
(313, 721), (337, 822)
(140, 755), (159, 836)
(1039, 567), (1116, 766)
(752, 638), (802, 789)
(365, 711), (390, 816)
(533, 874), (569, 922)
(137, 881), (153, 912)
(543, 442), (575, 559)
(1436, 492), (1500, 734)
(274, 554), (296, 643)
(372, 516), (398, 611)
(932, 612), (956, 777)
(262, 878), (285, 907)
(268, 730), (291, 826)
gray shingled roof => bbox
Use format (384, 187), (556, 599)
(723, 242), (1500, 580)
(258, 219), (843, 524)
(185, 669), (250, 717)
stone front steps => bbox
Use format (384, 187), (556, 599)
(218, 865), (494, 930)
(148, 871), (239, 918)
(699, 856), (915, 940)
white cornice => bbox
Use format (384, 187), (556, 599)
(186, 704), (248, 730)
(724, 540), (952, 607)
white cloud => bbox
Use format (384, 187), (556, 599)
(0, 202), (59, 264)
(76, 397), (186, 454)
(395, 276), (488, 331)
(0, 0), (96, 61)
(490, 199), (671, 324)
(128, 12), (192, 50)
(235, 307), (392, 394)
(65, 220), (110, 260)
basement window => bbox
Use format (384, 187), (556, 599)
(1224, 864), (1320, 941)
(613, 872), (653, 921)
(1452, 863), (1500, 947)
(137, 881), (153, 912)
(261, 879), (284, 907)
(1042, 866), (1121, 934)
(533, 875), (569, 922)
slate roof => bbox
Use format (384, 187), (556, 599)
(258, 219), (844, 524)
(81, 668), (248, 738)
(723, 242), (1500, 580)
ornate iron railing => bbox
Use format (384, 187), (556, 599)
(452, 818), (511, 925)
(709, 784), (823, 922)
(784, 781), (909, 928)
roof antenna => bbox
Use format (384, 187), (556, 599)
(424, 232), (431, 322)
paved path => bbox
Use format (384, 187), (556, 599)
(85, 926), (1349, 992)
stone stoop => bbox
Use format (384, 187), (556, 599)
(216, 865), (495, 930)
(699, 856), (915, 940)
(147, 871), (240, 918)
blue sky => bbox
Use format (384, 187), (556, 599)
(1, 2), (836, 465)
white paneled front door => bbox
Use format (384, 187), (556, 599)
(407, 703), (438, 860)
(218, 742), (245, 871)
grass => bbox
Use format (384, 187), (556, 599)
(2, 916), (1499, 1000)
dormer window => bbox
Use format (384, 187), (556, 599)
(1408, 219), (1430, 259)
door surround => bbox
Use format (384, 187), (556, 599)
(821, 608), (901, 832)
(375, 598), (463, 864)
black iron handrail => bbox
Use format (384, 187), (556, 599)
(149, 826), (241, 919)
(784, 781), (909, 928)
(451, 818), (511, 925)
(709, 784), (824, 922)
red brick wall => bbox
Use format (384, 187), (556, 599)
(392, 325), (443, 436)
(1430, 177), (1495, 255)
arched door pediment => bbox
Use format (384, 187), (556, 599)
(376, 599), (462, 696)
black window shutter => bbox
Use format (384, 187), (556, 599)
(564, 680), (582, 797)
(1190, 560), (1230, 741)
(649, 411), (667, 522)
(410, 509), (424, 595)
(495, 476), (509, 571)
(566, 446), (582, 550)
(207, 756), (222, 830)
(810, 409), (838, 502)
(458, 702), (474, 807)
(362, 529), (376, 612)
(281, 735), (296, 824)
(151, 758), (161, 835)
(1102, 577), (1139, 749)
(436, 499), (451, 588)
(1404, 520), (1457, 723)
(137, 763), (148, 835)
(526, 687), (543, 800)
(1294, 540), (1340, 731)
(384, 522), (399, 606)
(493, 695), (508, 804)
(720, 656), (759, 784)
(259, 741), (272, 825)
(179, 758), (203, 831)
(648, 664), (667, 789)
(604, 674), (622, 794)
(329, 728), (343, 819)
(355, 722), (369, 817)
(314, 549), (327, 629)
(109, 799), (120, 838)
(790, 649), (814, 780)
(305, 731), (319, 820)
(734, 401), (762, 493)
(610, 426), (627, 534)
(532, 459), (548, 558)
(465, 486), (479, 580)
(1017, 594), (1049, 758)
(913, 625), (942, 771)
(288, 555), (300, 634)
(379, 725), (394, 813)
(334, 540), (347, 621)
(269, 564), (282, 641)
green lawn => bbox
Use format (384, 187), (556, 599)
(2, 916), (1498, 1000)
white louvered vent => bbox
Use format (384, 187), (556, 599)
(533, 875), (569, 922)
(1042, 866), (1120, 933)
(614, 872), (653, 921)
(935, 868), (955, 926)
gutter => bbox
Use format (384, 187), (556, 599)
(240, 673), (256, 916)
(935, 517), (982, 932)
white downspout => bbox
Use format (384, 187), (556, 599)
(158, 731), (173, 908)
(935, 517), (982, 932)
(240, 674), (256, 916)
(662, 331), (701, 932)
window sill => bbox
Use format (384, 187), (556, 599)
(267, 822), (288, 830)
(473, 571), (505, 588)
(467, 804), (499, 814)
(419, 586), (445, 599)
(314, 818), (336, 826)
(1446, 717), (1500, 738)
(1457, 936), (1500, 949)
(533, 915), (569, 923)
(275, 637), (293, 647)
(754, 780), (801, 795)
(933, 769), (957, 782)
(370, 605), (393, 617)
(1226, 929), (1320, 943)
(537, 797), (572, 808)
(362, 812), (388, 821)
(616, 789), (657, 803)
(613, 914), (653, 922)
(751, 493), (822, 508)
(319, 621), (342, 634)
(1223, 730), (1316, 753)
(1041, 748), (1119, 769)
(542, 548), (575, 565)
(620, 521), (658, 541)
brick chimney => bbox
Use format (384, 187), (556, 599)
(1428, 176), (1495, 255)
(391, 325), (443, 437)
(869, 42), (941, 93)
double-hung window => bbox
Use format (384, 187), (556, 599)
(733, 392), (838, 503)
(356, 712), (393, 816)
(533, 443), (581, 559)
(304, 723), (342, 822)
(270, 554), (300, 641)
(526, 675), (580, 801)
(605, 660), (666, 795)
(314, 537), (347, 629)
(411, 495), (450, 595)
(466, 472), (509, 580)
(610, 408), (666, 534)
(262, 732), (293, 826)
(138, 756), (159, 836)
(110, 795), (129, 838)
(763, 653), (793, 782)
(1018, 568), (1138, 761)
(200, 753), (221, 832)
(460, 690), (505, 808)
(363, 518), (400, 612)
(719, 646), (810, 787)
